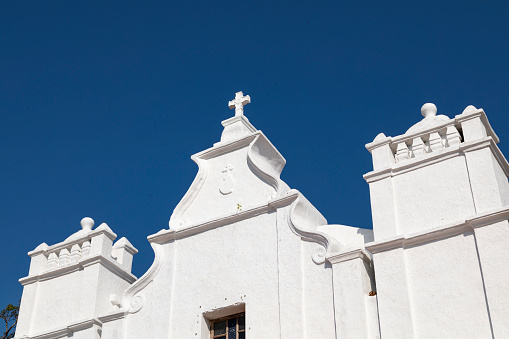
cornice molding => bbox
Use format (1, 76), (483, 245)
(67, 318), (102, 332)
(97, 310), (127, 323)
(19, 255), (136, 286)
(221, 115), (257, 133)
(366, 205), (509, 254)
(27, 243), (48, 257)
(365, 135), (392, 152)
(364, 137), (509, 183)
(150, 192), (300, 245)
(113, 237), (138, 255)
(326, 248), (371, 264)
(19, 318), (102, 339)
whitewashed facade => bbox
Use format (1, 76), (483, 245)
(15, 93), (509, 338)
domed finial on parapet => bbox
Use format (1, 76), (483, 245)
(81, 217), (94, 231)
(64, 217), (96, 242)
(462, 105), (478, 114)
(421, 103), (437, 118)
(373, 133), (387, 142)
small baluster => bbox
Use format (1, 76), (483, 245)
(47, 252), (59, 269)
(446, 125), (461, 148)
(412, 137), (427, 157)
(81, 240), (91, 257)
(70, 244), (81, 263)
(429, 132), (444, 152)
(59, 248), (71, 266)
(395, 142), (410, 162)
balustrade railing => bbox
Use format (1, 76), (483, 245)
(45, 239), (92, 269)
(365, 104), (499, 171)
(391, 121), (463, 163)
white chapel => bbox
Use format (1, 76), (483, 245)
(15, 92), (509, 339)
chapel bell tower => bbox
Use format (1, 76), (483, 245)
(363, 103), (509, 338)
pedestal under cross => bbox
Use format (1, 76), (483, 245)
(228, 91), (251, 117)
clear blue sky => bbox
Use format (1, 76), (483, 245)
(2, 1), (509, 308)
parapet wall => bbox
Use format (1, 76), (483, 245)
(16, 218), (137, 339)
(364, 103), (509, 338)
(365, 104), (509, 239)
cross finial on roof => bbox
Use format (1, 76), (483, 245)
(228, 91), (251, 117)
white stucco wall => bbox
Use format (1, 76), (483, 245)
(15, 100), (509, 339)
(393, 156), (477, 234)
(405, 232), (492, 338)
(169, 215), (280, 338)
(122, 200), (337, 339)
(366, 104), (509, 339)
(474, 220), (509, 337)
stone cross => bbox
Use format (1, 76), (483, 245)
(228, 91), (251, 117)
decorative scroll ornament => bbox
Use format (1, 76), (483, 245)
(129, 293), (145, 313)
(219, 165), (234, 195)
(286, 190), (343, 265)
(122, 243), (165, 314)
(312, 244), (327, 265)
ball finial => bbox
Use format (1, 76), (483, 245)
(80, 217), (94, 231)
(421, 103), (437, 118)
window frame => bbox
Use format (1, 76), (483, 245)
(210, 312), (245, 339)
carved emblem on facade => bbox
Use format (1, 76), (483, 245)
(219, 165), (234, 195)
